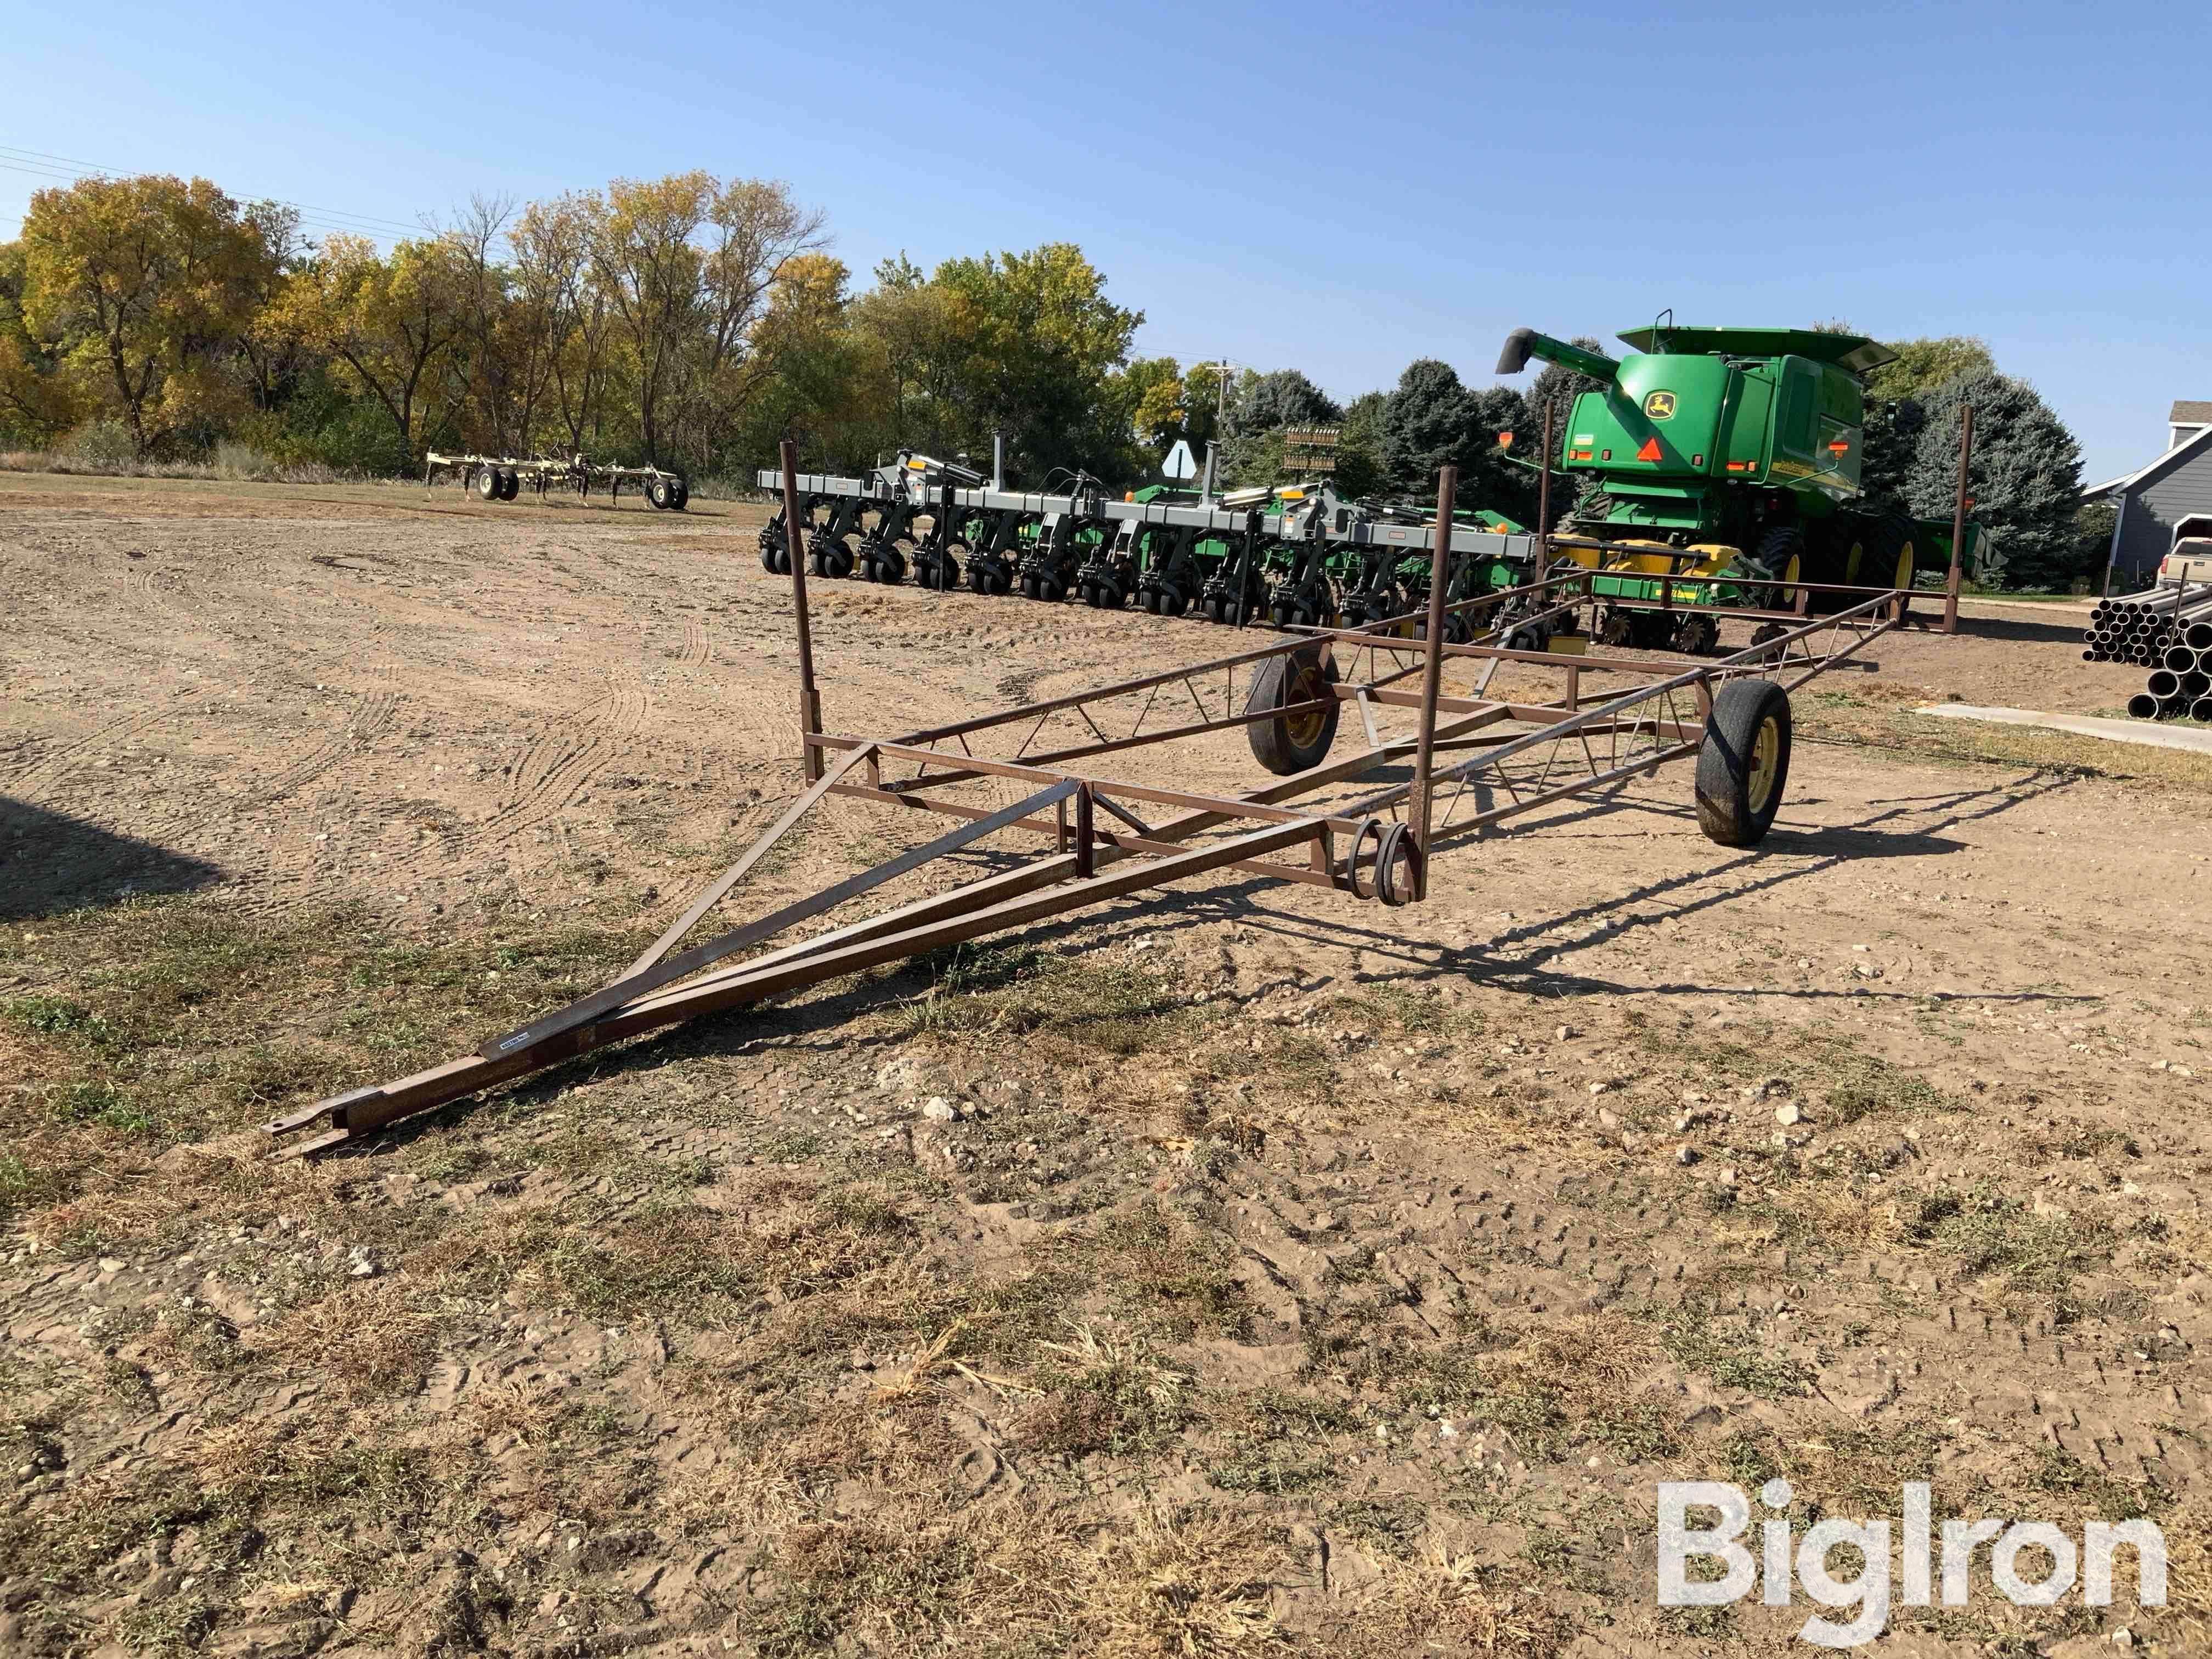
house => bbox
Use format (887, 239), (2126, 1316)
(2086, 401), (2212, 580)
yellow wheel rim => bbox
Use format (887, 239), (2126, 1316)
(1284, 662), (1328, 750)
(1843, 541), (1864, 584)
(1748, 716), (1781, 814)
(1894, 540), (1916, 591)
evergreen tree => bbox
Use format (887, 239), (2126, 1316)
(1518, 335), (1609, 529)
(1377, 359), (1530, 516)
(1905, 370), (2084, 590)
(1332, 388), (1389, 499)
(1218, 368), (1339, 484)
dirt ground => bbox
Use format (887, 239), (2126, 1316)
(2, 471), (2208, 1657)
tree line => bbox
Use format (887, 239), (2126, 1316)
(0, 170), (2102, 585)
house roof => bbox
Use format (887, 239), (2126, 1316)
(2085, 420), (2212, 499)
(2171, 400), (2212, 426)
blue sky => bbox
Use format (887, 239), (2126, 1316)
(5, 0), (2204, 484)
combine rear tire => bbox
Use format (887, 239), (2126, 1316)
(1866, 513), (1918, 592)
(1695, 678), (1792, 847)
(1246, 647), (1341, 775)
(1752, 526), (1805, 608)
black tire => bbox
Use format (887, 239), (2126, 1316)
(1750, 526), (1805, 607)
(475, 467), (500, 502)
(1695, 678), (1792, 847)
(670, 479), (689, 511)
(1246, 647), (1341, 775)
(647, 478), (672, 510)
(498, 468), (520, 500)
(1864, 512), (1918, 592)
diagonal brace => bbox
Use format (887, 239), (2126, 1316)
(482, 777), (1078, 1059)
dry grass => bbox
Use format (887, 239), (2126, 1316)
(255, 1279), (441, 1399)
(1353, 1519), (1573, 1658)
(1798, 679), (2212, 798)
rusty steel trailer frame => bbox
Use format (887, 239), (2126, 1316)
(263, 445), (1910, 1159)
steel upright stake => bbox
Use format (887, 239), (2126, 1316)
(1408, 465), (1457, 898)
(780, 439), (825, 781)
(1536, 401), (1554, 590)
(1944, 405), (1974, 636)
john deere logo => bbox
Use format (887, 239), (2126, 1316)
(1644, 390), (1678, 420)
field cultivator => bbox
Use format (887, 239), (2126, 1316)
(263, 448), (1917, 1159)
(425, 450), (691, 511)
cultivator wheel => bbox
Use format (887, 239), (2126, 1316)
(759, 520), (792, 574)
(1245, 646), (1341, 775)
(810, 534), (854, 579)
(967, 557), (1013, 597)
(475, 466), (500, 502)
(865, 541), (911, 584)
(913, 540), (964, 591)
(1694, 679), (1792, 847)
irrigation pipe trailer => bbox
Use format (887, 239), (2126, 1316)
(265, 443), (1922, 1159)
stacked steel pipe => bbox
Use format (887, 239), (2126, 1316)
(2085, 583), (2212, 718)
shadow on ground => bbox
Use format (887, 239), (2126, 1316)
(0, 796), (227, 919)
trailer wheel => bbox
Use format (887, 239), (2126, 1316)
(1246, 647), (1341, 775)
(499, 469), (521, 500)
(1695, 678), (1792, 847)
(647, 478), (672, 510)
(671, 479), (689, 511)
(475, 467), (500, 502)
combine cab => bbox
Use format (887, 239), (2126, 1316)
(1499, 323), (1938, 633)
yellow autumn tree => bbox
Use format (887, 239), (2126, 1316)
(266, 233), (471, 461)
(18, 174), (274, 455)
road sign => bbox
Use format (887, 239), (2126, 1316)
(1161, 439), (1197, 481)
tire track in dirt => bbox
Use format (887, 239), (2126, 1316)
(388, 657), (653, 879)
(3, 698), (192, 798)
(235, 669), (402, 812)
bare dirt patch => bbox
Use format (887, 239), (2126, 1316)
(2, 475), (2205, 1655)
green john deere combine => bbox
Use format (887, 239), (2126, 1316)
(1497, 323), (1934, 648)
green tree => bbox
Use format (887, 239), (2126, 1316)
(19, 174), (276, 455)
(1867, 336), (1995, 404)
(1906, 370), (2084, 590)
(1333, 388), (1389, 499)
(1377, 359), (1528, 512)
(930, 242), (1143, 476)
(1518, 335), (1609, 528)
(1219, 368), (1338, 484)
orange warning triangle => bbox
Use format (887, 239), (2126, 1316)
(1635, 436), (1663, 462)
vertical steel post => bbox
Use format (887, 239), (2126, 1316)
(1408, 465), (1457, 899)
(991, 428), (1005, 492)
(779, 439), (824, 781)
(1944, 404), (1974, 636)
(1201, 441), (1219, 503)
(1536, 400), (1554, 591)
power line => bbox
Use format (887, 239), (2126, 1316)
(0, 142), (432, 241)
